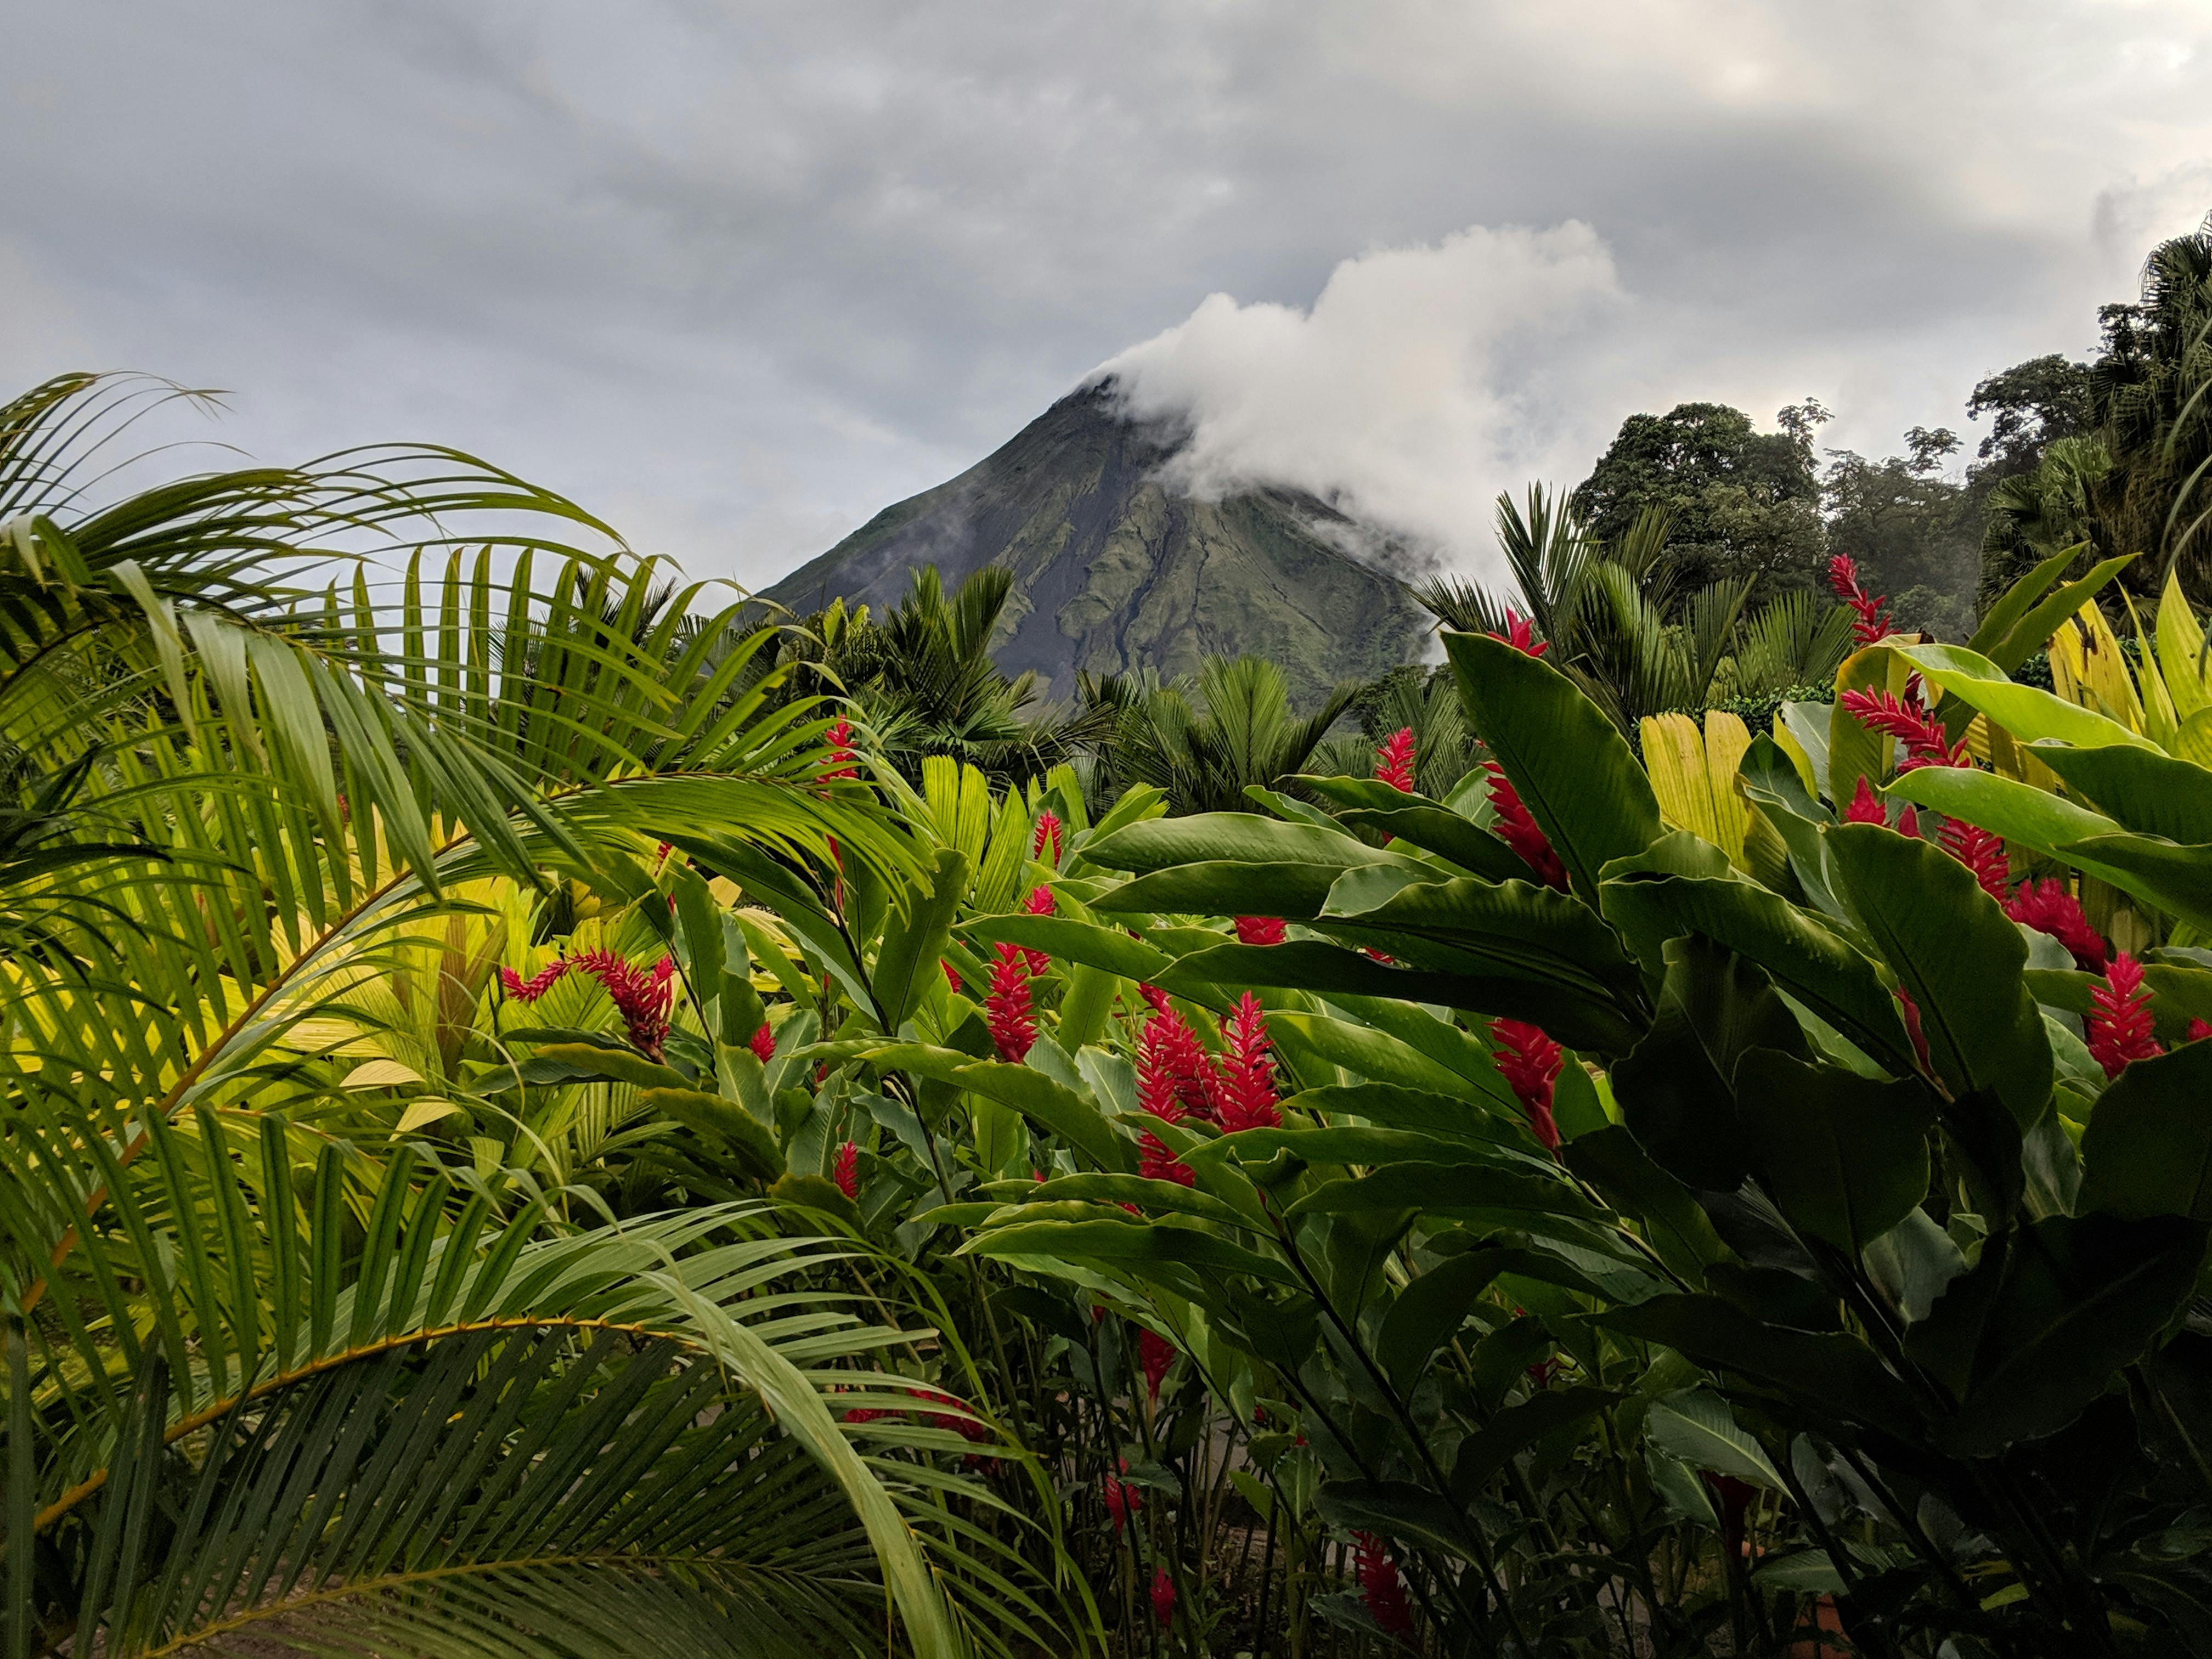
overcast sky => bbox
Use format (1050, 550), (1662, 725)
(8, 2), (2211, 585)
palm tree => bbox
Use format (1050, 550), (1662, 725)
(0, 374), (1045, 1659)
(1081, 654), (1353, 815)
(2091, 212), (2212, 588)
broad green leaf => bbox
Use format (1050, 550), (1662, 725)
(1093, 860), (1344, 919)
(1970, 553), (2136, 673)
(1286, 1161), (1605, 1226)
(1645, 1388), (1784, 1491)
(961, 1216), (1300, 1286)
(2055, 833), (2212, 933)
(1733, 1050), (1934, 1255)
(1086, 810), (1397, 874)
(966, 912), (1177, 985)
(635, 1087), (784, 1181)
(873, 848), (968, 1035)
(1443, 629), (1662, 902)
(1449, 1386), (1616, 1494)
(2028, 741), (2212, 845)
(1829, 825), (2053, 1129)
(1888, 641), (2159, 753)
(1267, 1011), (1477, 1096)
(2080, 1041), (2212, 1220)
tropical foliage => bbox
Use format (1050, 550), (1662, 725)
(11, 362), (2212, 1659)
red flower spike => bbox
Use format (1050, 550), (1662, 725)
(2005, 878), (2108, 973)
(1374, 726), (1417, 793)
(1489, 610), (1550, 659)
(821, 719), (857, 782)
(833, 1140), (860, 1200)
(2191, 1019), (2212, 1043)
(1138, 1329), (1176, 1400)
(501, 960), (570, 1002)
(1019, 885), (1056, 975)
(1235, 914), (1287, 946)
(1138, 1131), (1196, 1186)
(1844, 776), (1888, 826)
(1102, 1467), (1142, 1532)
(1940, 820), (2010, 900)
(1031, 811), (1063, 865)
(1827, 553), (1898, 646)
(1355, 1532), (1415, 1637)
(749, 1020), (776, 1064)
(1484, 761), (1570, 890)
(942, 960), (963, 995)
(1894, 987), (1933, 1075)
(570, 950), (676, 1058)
(2088, 953), (2164, 1079)
(1492, 1018), (1563, 1152)
(1150, 1567), (1176, 1628)
(985, 943), (1037, 1063)
(1838, 687), (1969, 771)
(1897, 804), (1921, 839)
(1217, 993), (1283, 1132)
(1136, 1001), (1220, 1121)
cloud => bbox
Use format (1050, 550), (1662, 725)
(1097, 222), (1626, 566)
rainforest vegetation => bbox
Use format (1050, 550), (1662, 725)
(1, 222), (2210, 1659)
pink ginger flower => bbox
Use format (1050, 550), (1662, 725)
(1844, 776), (1889, 825)
(1489, 609), (1550, 658)
(1234, 914), (1286, 946)
(1492, 1018), (1562, 1152)
(821, 718), (857, 781)
(2191, 1019), (2212, 1043)
(1150, 1567), (1176, 1628)
(942, 960), (963, 994)
(749, 1020), (776, 1064)
(2088, 953), (2163, 1079)
(833, 1140), (860, 1200)
(1138, 1328), (1176, 1400)
(1031, 810), (1063, 865)
(1102, 1465), (1142, 1532)
(2005, 878), (2107, 973)
(501, 959), (570, 1002)
(1216, 993), (1282, 1132)
(1839, 687), (1968, 771)
(1941, 821), (2010, 900)
(1894, 986), (1933, 1076)
(984, 943), (1036, 1063)
(1135, 1012), (1199, 1186)
(1484, 761), (1569, 891)
(1827, 553), (1898, 646)
(571, 950), (676, 1058)
(1374, 726), (1417, 793)
(1019, 885), (1056, 975)
(1354, 1531), (1415, 1637)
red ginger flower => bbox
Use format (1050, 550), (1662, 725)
(1374, 726), (1417, 792)
(1941, 821), (2009, 900)
(749, 1020), (776, 1063)
(942, 960), (963, 994)
(1102, 1460), (1143, 1532)
(2192, 1019), (2212, 1043)
(833, 1140), (860, 1200)
(985, 943), (1036, 1062)
(1844, 776), (1889, 825)
(1489, 608), (1550, 659)
(501, 959), (569, 1002)
(1354, 1531), (1415, 1638)
(1150, 1567), (1175, 1628)
(571, 950), (675, 1058)
(1235, 914), (1286, 946)
(1894, 986), (1933, 1075)
(1217, 994), (1282, 1132)
(2005, 878), (2107, 973)
(1492, 1018), (1562, 1152)
(1019, 885), (1056, 975)
(1828, 553), (1898, 646)
(2088, 952), (2163, 1079)
(1138, 1328), (1176, 1400)
(1483, 761), (1570, 890)
(1031, 811), (1062, 865)
(1135, 1012), (1200, 1186)
(821, 718), (857, 781)
(1839, 687), (1968, 771)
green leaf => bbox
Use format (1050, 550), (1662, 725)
(1829, 824), (2053, 1130)
(1970, 553), (2136, 673)
(2056, 833), (2212, 933)
(1733, 1050), (1935, 1256)
(1887, 641), (2159, 753)
(634, 1087), (784, 1181)
(1093, 860), (1346, 919)
(1450, 1386), (1616, 1495)
(1905, 1214), (2210, 1454)
(961, 1216), (1299, 1285)
(1443, 629), (1663, 902)
(1561, 1125), (1730, 1281)
(1601, 1295), (1924, 1438)
(966, 913), (1176, 984)
(1644, 1388), (1784, 1491)
(525, 1043), (693, 1093)
(2080, 1041), (2212, 1220)
(1086, 810), (1398, 874)
(2027, 741), (2212, 845)
(1266, 1011), (1475, 1095)
(874, 848), (968, 1034)
(1286, 1162), (1606, 1226)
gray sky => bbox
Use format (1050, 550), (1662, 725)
(8, 1), (2211, 586)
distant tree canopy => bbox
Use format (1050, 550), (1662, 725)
(1966, 353), (2096, 481)
(1570, 400), (1826, 602)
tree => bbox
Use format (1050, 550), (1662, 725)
(1079, 654), (1353, 815)
(1965, 353), (2095, 480)
(1822, 431), (1978, 638)
(1571, 401), (1826, 599)
(2087, 211), (2212, 588)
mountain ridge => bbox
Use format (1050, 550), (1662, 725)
(759, 381), (1433, 702)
